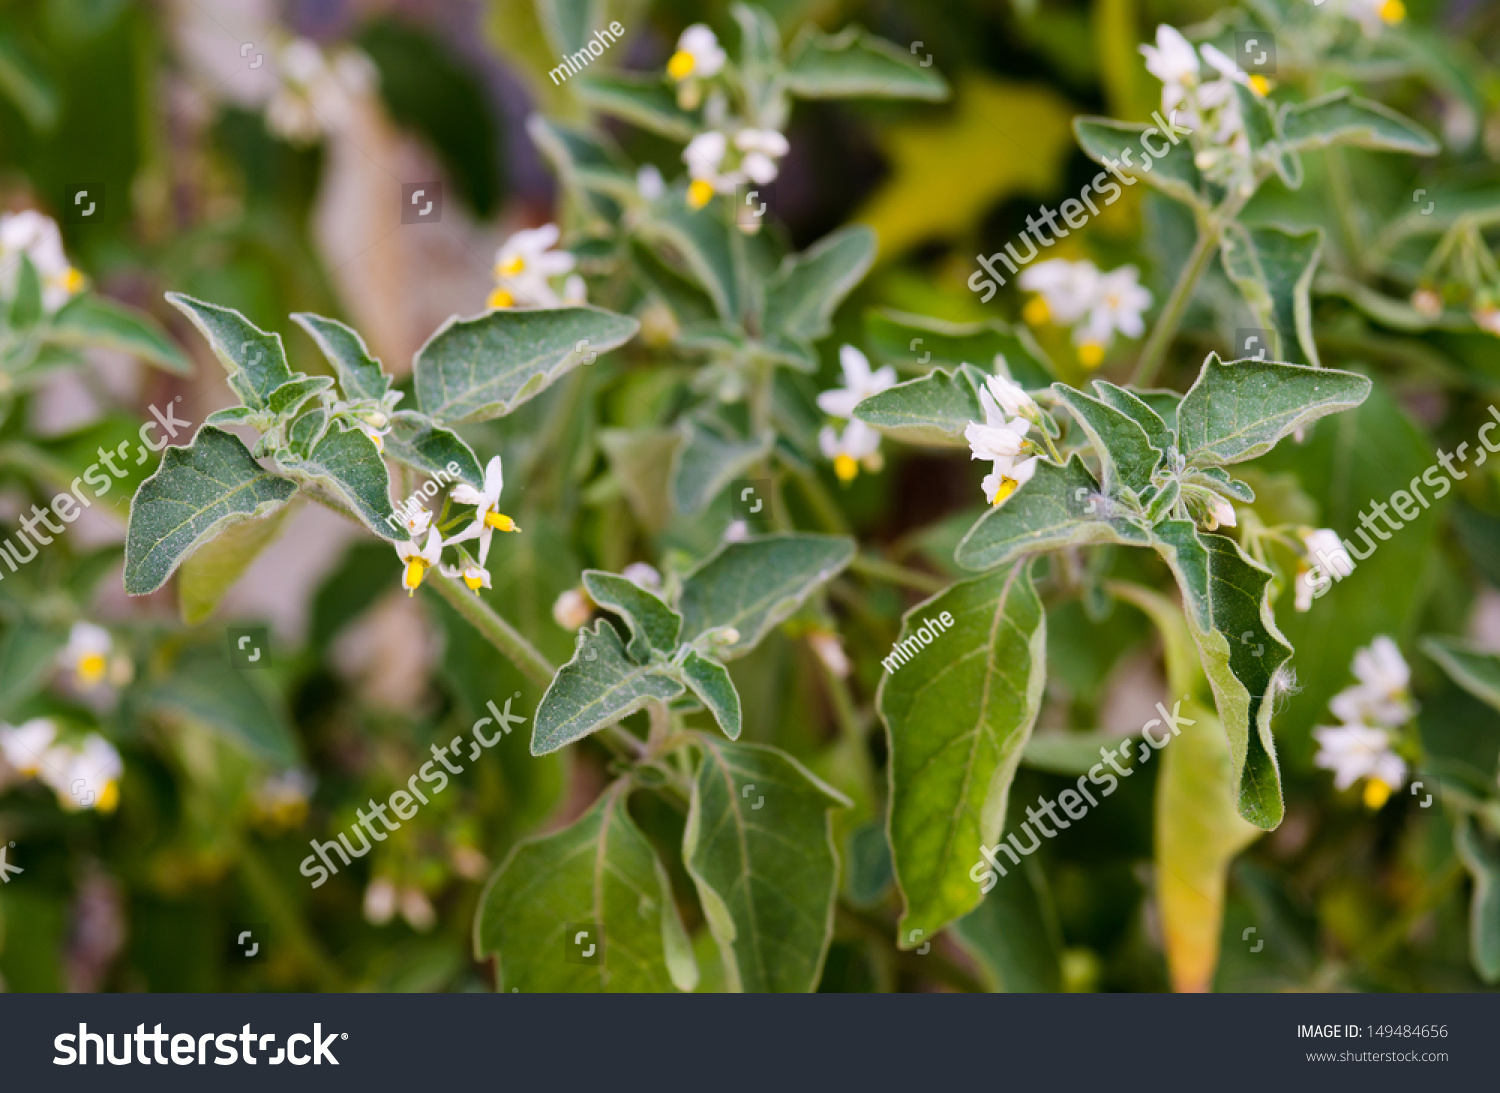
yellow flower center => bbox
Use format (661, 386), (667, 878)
(992, 476), (1020, 506)
(1022, 295), (1050, 326)
(463, 570), (486, 593)
(1077, 342), (1105, 369)
(1379, 0), (1405, 22)
(96, 780), (120, 813)
(833, 454), (858, 483)
(1247, 74), (1272, 97)
(59, 267), (85, 294)
(404, 557), (430, 594)
(666, 50), (696, 81)
(485, 510), (519, 533)
(1362, 778), (1392, 809)
(488, 287), (515, 309)
(78, 652), (108, 686)
(498, 255), (525, 277)
(687, 179), (716, 209)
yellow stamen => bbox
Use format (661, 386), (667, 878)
(1379, 0), (1404, 22)
(487, 287), (515, 309)
(833, 454), (858, 483)
(687, 179), (715, 209)
(60, 267), (85, 294)
(97, 780), (119, 813)
(78, 652), (107, 686)
(1022, 295), (1050, 326)
(666, 50), (695, 81)
(404, 558), (429, 595)
(485, 510), (520, 533)
(1248, 74), (1272, 97)
(1362, 778), (1392, 809)
(497, 255), (525, 277)
(992, 476), (1020, 506)
(464, 571), (485, 593)
(1077, 342), (1105, 369)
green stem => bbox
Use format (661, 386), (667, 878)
(429, 574), (554, 689)
(849, 553), (947, 594)
(236, 843), (344, 989)
(1132, 220), (1221, 387)
(789, 461), (851, 534)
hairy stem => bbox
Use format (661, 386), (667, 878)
(1132, 221), (1221, 387)
(429, 573), (554, 689)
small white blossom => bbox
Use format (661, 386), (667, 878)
(490, 224), (577, 309)
(0, 718), (58, 777)
(396, 527), (444, 596)
(667, 24), (726, 83)
(62, 622), (113, 688)
(0, 210), (83, 312)
(50, 734), (123, 813)
(448, 456), (520, 566)
(553, 589), (592, 630)
(622, 563), (662, 590)
(1296, 528), (1355, 611)
(965, 388), (1030, 463)
(1139, 25), (1200, 113)
(734, 128), (790, 185)
(364, 877), (398, 925)
(1076, 265), (1152, 349)
(808, 630), (851, 678)
(1313, 723), (1407, 802)
(401, 506), (433, 539)
(983, 372), (1039, 422)
(1019, 259), (1100, 325)
(981, 457), (1038, 507)
(1329, 636), (1415, 727)
(817, 345), (896, 420)
(1204, 498), (1237, 530)
(819, 419), (883, 483)
(636, 164), (666, 201)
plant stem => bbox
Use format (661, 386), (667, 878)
(429, 574), (554, 689)
(849, 553), (947, 594)
(1132, 221), (1221, 387)
(834, 905), (985, 993)
(236, 843), (344, 989)
(789, 461), (851, 534)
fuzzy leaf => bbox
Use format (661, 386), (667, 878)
(1050, 382), (1161, 495)
(1455, 816), (1500, 983)
(864, 309), (1053, 387)
(178, 501), (299, 625)
(1175, 353), (1370, 468)
(952, 857), (1063, 992)
(123, 426), (297, 595)
(683, 736), (849, 992)
(581, 570), (682, 662)
(1422, 637), (1500, 715)
(762, 226), (875, 345)
(599, 427), (679, 531)
(165, 293), (294, 410)
(267, 375), (335, 416)
(531, 621), (685, 755)
(881, 563), (1046, 944)
(286, 419), (399, 540)
(1279, 89), (1440, 156)
(676, 534), (855, 659)
(1091, 379), (1174, 452)
(475, 783), (698, 992)
(291, 312), (392, 402)
(575, 72), (698, 141)
(636, 198), (741, 321)
(136, 647), (300, 765)
(670, 419), (773, 515)
(1073, 117), (1204, 207)
(680, 652), (741, 740)
(783, 25), (949, 100)
(853, 362), (990, 448)
(1220, 224), (1324, 366)
(384, 410), (484, 489)
(413, 306), (638, 425)
(48, 295), (191, 374)
(955, 455), (1150, 572)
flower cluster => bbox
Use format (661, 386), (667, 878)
(263, 37), (378, 144)
(817, 346), (895, 483)
(488, 224), (585, 310)
(0, 210), (85, 313)
(1308, 0), (1406, 36)
(393, 455), (519, 596)
(0, 718), (123, 812)
(1019, 259), (1151, 368)
(1295, 527), (1356, 611)
(1313, 637), (1415, 808)
(965, 372), (1043, 506)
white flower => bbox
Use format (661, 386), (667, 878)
(62, 622), (112, 688)
(562, 274), (587, 305)
(819, 419), (883, 483)
(364, 877), (398, 925)
(683, 130), (736, 208)
(981, 456), (1038, 507)
(817, 345), (897, 420)
(0, 210), (83, 311)
(734, 128), (790, 185)
(622, 562), (662, 590)
(808, 630), (851, 678)
(396, 527), (444, 596)
(1139, 25), (1200, 112)
(983, 371), (1039, 423)
(400, 886), (436, 932)
(636, 164), (666, 201)
(1330, 636), (1415, 727)
(1077, 265), (1152, 349)
(401, 505), (432, 539)
(448, 456), (520, 566)
(1296, 528), (1354, 611)
(55, 734), (123, 812)
(964, 388), (1031, 463)
(1313, 723), (1407, 803)
(1204, 498), (1237, 530)
(264, 40), (376, 143)
(0, 718), (58, 777)
(1317, 0), (1406, 35)
(1019, 259), (1100, 325)
(440, 561), (492, 595)
(667, 24), (726, 82)
(489, 224), (576, 309)
(553, 589), (592, 630)
(723, 519), (750, 543)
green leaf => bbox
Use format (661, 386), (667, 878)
(47, 295), (191, 374)
(864, 308), (1053, 387)
(783, 25), (949, 101)
(0, 625), (67, 719)
(1155, 700), (1261, 991)
(1073, 117), (1204, 207)
(598, 427), (679, 532)
(475, 782), (698, 992)
(9, 254), (41, 329)
(531, 621), (684, 755)
(285, 419), (399, 540)
(291, 312), (392, 402)
(177, 501), (299, 626)
(165, 293), (294, 411)
(853, 362), (989, 448)
(0, 31), (58, 130)
(383, 410), (483, 489)
(136, 646), (300, 765)
(1151, 521), (1290, 828)
(575, 73), (698, 141)
(1454, 816), (1500, 984)
(286, 407), (328, 458)
(267, 375), (335, 416)
(683, 736), (849, 992)
(952, 856), (1063, 992)
(1091, 379), (1174, 452)
(1050, 383), (1161, 495)
(413, 305), (638, 425)
(1422, 637), (1500, 715)
(1279, 89), (1439, 156)
(1175, 352), (1370, 467)
(761, 226), (875, 344)
(730, 2), (782, 119)
(880, 563), (1046, 943)
(123, 426), (297, 596)
(581, 570), (682, 662)
(954, 455), (1150, 572)
(670, 418), (773, 515)
(676, 534), (855, 659)
(1219, 224), (1324, 366)
(1233, 83), (1301, 190)
(635, 198), (741, 321)
(680, 652), (741, 740)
